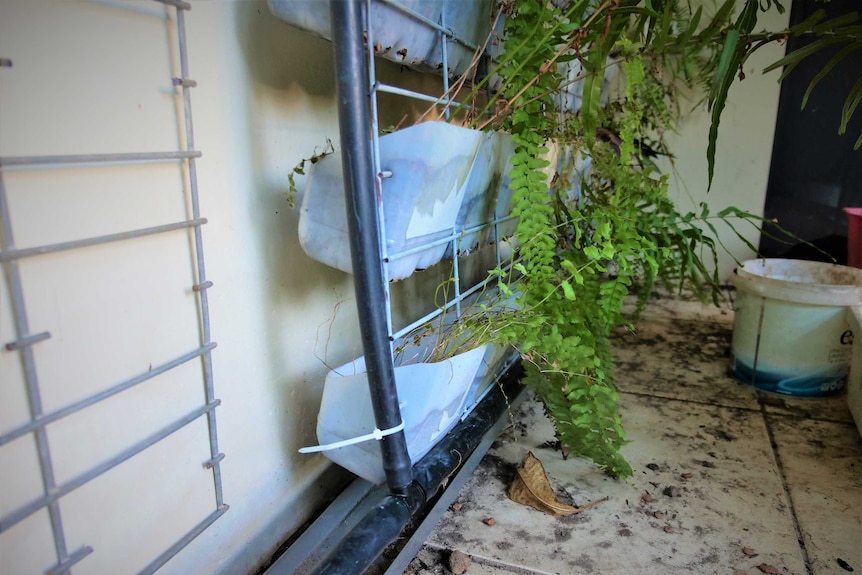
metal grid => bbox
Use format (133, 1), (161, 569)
(0, 1), (227, 573)
(363, 0), (515, 343)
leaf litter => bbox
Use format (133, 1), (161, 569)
(507, 452), (608, 517)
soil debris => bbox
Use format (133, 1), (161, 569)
(742, 547), (758, 557)
(663, 486), (681, 498)
(451, 502), (463, 512)
(757, 563), (780, 574)
(448, 550), (471, 575)
(653, 511), (665, 519)
(646, 463), (660, 471)
(663, 525), (674, 533)
(837, 557), (854, 572)
(681, 472), (694, 479)
(641, 492), (654, 503)
(482, 517), (496, 526)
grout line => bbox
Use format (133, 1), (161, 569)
(758, 397), (814, 575)
(424, 543), (559, 575)
(619, 390), (761, 413)
(618, 389), (854, 425)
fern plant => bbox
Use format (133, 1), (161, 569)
(451, 0), (796, 478)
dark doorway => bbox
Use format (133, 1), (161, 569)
(759, 0), (862, 264)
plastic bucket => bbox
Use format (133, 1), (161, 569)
(730, 259), (862, 397)
(845, 207), (862, 269)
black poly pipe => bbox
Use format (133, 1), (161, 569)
(314, 369), (525, 575)
(330, 0), (414, 495)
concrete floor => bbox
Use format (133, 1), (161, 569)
(404, 295), (862, 575)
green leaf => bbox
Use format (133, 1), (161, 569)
(696, 0), (736, 43)
(812, 11), (860, 35)
(561, 280), (576, 300)
(736, 0), (759, 35)
(763, 36), (848, 80)
(707, 29), (741, 190)
(801, 42), (862, 110)
(788, 9), (825, 36)
(840, 76), (862, 136)
(580, 66), (603, 146)
(677, 6), (703, 48)
(709, 29), (740, 106)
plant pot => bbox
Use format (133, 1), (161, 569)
(730, 259), (862, 397)
(309, 339), (515, 484)
(267, 0), (498, 78)
(299, 122), (487, 280)
(445, 130), (518, 257)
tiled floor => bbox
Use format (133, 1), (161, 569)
(405, 295), (862, 575)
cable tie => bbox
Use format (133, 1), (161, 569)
(298, 421), (405, 454)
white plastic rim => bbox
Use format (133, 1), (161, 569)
(730, 258), (862, 397)
(731, 258), (862, 307)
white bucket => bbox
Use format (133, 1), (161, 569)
(730, 259), (862, 397)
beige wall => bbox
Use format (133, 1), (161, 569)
(663, 2), (790, 281)
(0, 1), (444, 574)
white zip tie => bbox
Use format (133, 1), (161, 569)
(298, 421), (406, 454)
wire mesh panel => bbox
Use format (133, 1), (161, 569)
(0, 1), (226, 573)
(360, 0), (514, 346)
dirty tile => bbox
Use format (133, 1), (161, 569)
(425, 395), (806, 575)
(406, 545), (553, 575)
(759, 392), (854, 425)
(621, 289), (736, 325)
(768, 415), (862, 575)
(611, 318), (761, 410)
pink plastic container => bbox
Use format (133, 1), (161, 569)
(846, 207), (862, 269)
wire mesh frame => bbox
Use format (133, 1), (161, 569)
(362, 0), (512, 344)
(0, 2), (227, 574)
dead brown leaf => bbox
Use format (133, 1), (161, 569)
(507, 452), (607, 517)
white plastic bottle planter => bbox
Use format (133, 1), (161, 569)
(301, 341), (515, 484)
(299, 122), (484, 281)
(267, 0), (498, 78)
(446, 130), (518, 258)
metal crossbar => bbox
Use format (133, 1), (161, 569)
(0, 2), (226, 573)
(363, 0), (507, 343)
(0, 150), (201, 168)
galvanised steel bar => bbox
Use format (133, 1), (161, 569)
(0, 218), (207, 261)
(390, 261), (513, 342)
(137, 505), (229, 575)
(365, 1), (396, 345)
(174, 1), (225, 511)
(0, 401), (221, 534)
(440, 8), (451, 121)
(0, 343), (218, 448)
(44, 545), (94, 575)
(374, 0), (481, 53)
(385, 214), (517, 261)
(0, 170), (73, 569)
(153, 0), (191, 10)
(0, 150), (201, 167)
(4, 330), (51, 350)
(374, 82), (473, 111)
(438, 10), (464, 317)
